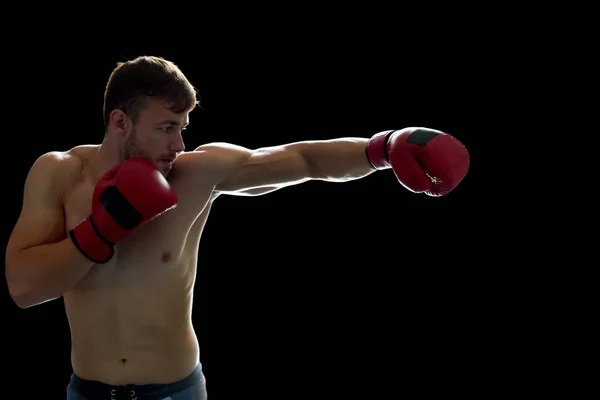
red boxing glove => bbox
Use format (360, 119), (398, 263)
(366, 127), (470, 196)
(70, 158), (178, 263)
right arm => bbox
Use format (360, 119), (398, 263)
(5, 152), (95, 309)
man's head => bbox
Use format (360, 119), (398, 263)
(103, 56), (199, 176)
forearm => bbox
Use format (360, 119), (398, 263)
(6, 238), (95, 308)
(299, 138), (376, 182)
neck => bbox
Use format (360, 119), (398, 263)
(94, 134), (122, 178)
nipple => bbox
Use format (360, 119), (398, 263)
(161, 251), (172, 263)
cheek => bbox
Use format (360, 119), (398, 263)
(142, 131), (164, 146)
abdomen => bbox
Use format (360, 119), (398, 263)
(64, 259), (199, 384)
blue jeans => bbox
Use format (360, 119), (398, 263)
(66, 364), (207, 400)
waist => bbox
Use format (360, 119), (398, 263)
(71, 325), (199, 384)
(68, 363), (203, 400)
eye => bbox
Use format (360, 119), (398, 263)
(160, 125), (175, 133)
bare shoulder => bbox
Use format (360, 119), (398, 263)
(25, 146), (90, 199)
(7, 147), (89, 255)
(29, 147), (85, 178)
(173, 142), (251, 181)
(30, 148), (82, 171)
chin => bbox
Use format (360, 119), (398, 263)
(159, 166), (172, 178)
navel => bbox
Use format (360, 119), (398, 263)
(161, 251), (172, 263)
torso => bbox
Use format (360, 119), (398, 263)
(61, 145), (216, 385)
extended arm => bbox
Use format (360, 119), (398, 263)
(191, 127), (469, 197)
(195, 137), (375, 196)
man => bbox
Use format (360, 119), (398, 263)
(4, 56), (469, 399)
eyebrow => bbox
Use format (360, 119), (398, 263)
(157, 120), (189, 127)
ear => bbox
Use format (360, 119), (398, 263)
(108, 109), (129, 134)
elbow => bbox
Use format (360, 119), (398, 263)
(7, 284), (33, 309)
(305, 158), (326, 181)
(6, 278), (32, 309)
(6, 271), (60, 309)
(302, 153), (347, 182)
(309, 166), (327, 181)
(5, 262), (36, 309)
(293, 146), (321, 180)
(11, 294), (34, 309)
(8, 284), (46, 309)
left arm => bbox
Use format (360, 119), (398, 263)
(197, 138), (376, 196)
(190, 127), (469, 198)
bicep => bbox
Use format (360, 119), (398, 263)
(6, 153), (67, 258)
(224, 185), (283, 197)
(209, 143), (312, 193)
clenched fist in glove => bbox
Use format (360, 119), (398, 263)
(69, 158), (178, 263)
(366, 127), (470, 196)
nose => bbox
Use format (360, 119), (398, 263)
(171, 133), (186, 153)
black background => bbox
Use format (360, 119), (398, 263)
(1, 24), (501, 399)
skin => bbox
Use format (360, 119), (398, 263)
(4, 96), (377, 385)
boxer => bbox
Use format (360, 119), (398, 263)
(5, 56), (469, 399)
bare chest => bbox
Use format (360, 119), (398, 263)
(63, 176), (213, 288)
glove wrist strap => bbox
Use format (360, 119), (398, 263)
(69, 217), (114, 264)
(366, 130), (396, 170)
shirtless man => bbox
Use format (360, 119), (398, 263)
(5, 56), (470, 400)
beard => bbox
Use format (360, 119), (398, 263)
(123, 127), (171, 178)
(123, 126), (147, 161)
(122, 126), (173, 178)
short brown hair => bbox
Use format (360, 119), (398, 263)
(103, 56), (199, 130)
